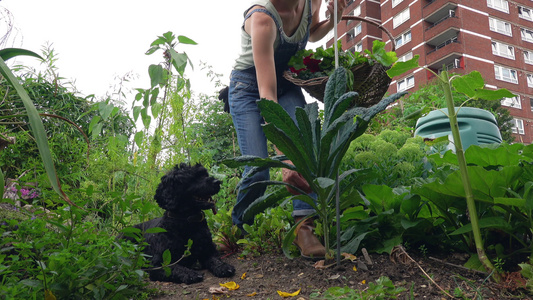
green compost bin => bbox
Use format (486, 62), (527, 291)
(414, 107), (502, 150)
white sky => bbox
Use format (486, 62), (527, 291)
(1, 0), (328, 104)
(1, 0), (245, 100)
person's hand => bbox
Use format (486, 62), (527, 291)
(282, 169), (312, 195)
(327, 0), (346, 23)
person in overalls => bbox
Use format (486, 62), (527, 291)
(228, 0), (346, 259)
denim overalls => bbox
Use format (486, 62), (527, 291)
(229, 0), (315, 227)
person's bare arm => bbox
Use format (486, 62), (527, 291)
(309, 0), (346, 43)
(246, 10), (278, 102)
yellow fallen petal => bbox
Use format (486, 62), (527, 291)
(219, 281), (240, 291)
(241, 272), (247, 280)
(45, 290), (56, 300)
(361, 280), (366, 284)
(277, 289), (301, 297)
(352, 266), (357, 272)
(246, 292), (257, 296)
(341, 252), (357, 262)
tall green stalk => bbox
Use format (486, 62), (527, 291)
(438, 70), (500, 280)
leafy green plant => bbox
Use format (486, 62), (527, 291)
(0, 205), (149, 299)
(223, 67), (406, 259)
(0, 48), (75, 206)
(288, 40), (397, 80)
(132, 31), (198, 168)
(310, 276), (406, 299)
(388, 56), (515, 280)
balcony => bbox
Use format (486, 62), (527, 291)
(427, 55), (465, 78)
(426, 34), (464, 65)
(423, 0), (459, 19)
(426, 27), (461, 49)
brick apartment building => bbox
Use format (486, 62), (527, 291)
(325, 0), (533, 144)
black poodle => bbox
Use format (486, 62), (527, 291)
(128, 163), (235, 284)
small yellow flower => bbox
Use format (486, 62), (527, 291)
(277, 289), (301, 298)
(361, 280), (366, 284)
(241, 272), (247, 280)
(219, 281), (240, 291)
(352, 266), (357, 272)
(246, 291), (257, 296)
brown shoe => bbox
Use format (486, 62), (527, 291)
(293, 217), (326, 260)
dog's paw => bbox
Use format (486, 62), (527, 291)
(177, 269), (204, 284)
(212, 262), (236, 278)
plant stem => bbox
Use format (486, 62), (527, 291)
(439, 71), (500, 281)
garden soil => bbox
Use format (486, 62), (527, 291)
(149, 249), (529, 299)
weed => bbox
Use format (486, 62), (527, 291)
(310, 276), (406, 299)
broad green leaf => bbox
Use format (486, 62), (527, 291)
(493, 197), (525, 208)
(314, 177), (335, 189)
(386, 55), (419, 78)
(375, 236), (402, 254)
(91, 123), (103, 140)
(141, 109), (151, 128)
(169, 49), (190, 75)
(242, 186), (294, 221)
(0, 48), (43, 61)
(99, 102), (114, 120)
(0, 57), (74, 206)
(474, 88), (516, 101)
(178, 35), (198, 45)
(451, 71), (484, 98)
(145, 227), (167, 234)
(149, 37), (166, 47)
(465, 145), (523, 167)
(295, 106), (317, 165)
(148, 64), (164, 88)
(150, 88), (160, 106)
(162, 31), (175, 43)
(134, 131), (144, 148)
(450, 216), (512, 235)
(133, 106), (142, 121)
(88, 116), (101, 134)
(370, 40), (397, 67)
(162, 249), (171, 265)
(341, 231), (371, 254)
(145, 46), (160, 55)
(151, 102), (162, 119)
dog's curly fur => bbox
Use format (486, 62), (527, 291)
(129, 163), (235, 284)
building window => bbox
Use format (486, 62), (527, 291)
(487, 0), (509, 13)
(347, 23), (362, 41)
(530, 98), (533, 111)
(519, 6), (533, 21)
(392, 0), (404, 8)
(494, 65), (518, 83)
(398, 52), (413, 62)
(354, 42), (363, 52)
(521, 28), (533, 42)
(393, 8), (410, 28)
(501, 96), (521, 109)
(492, 41), (515, 59)
(525, 50), (533, 65)
(395, 30), (412, 48)
(353, 5), (361, 17)
(511, 118), (525, 135)
(528, 74), (533, 88)
(489, 18), (513, 36)
(397, 75), (415, 91)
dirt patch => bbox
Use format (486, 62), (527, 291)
(148, 250), (527, 299)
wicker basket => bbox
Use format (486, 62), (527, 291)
(283, 16), (396, 108)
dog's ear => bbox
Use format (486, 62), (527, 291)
(154, 164), (193, 211)
(154, 173), (173, 210)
